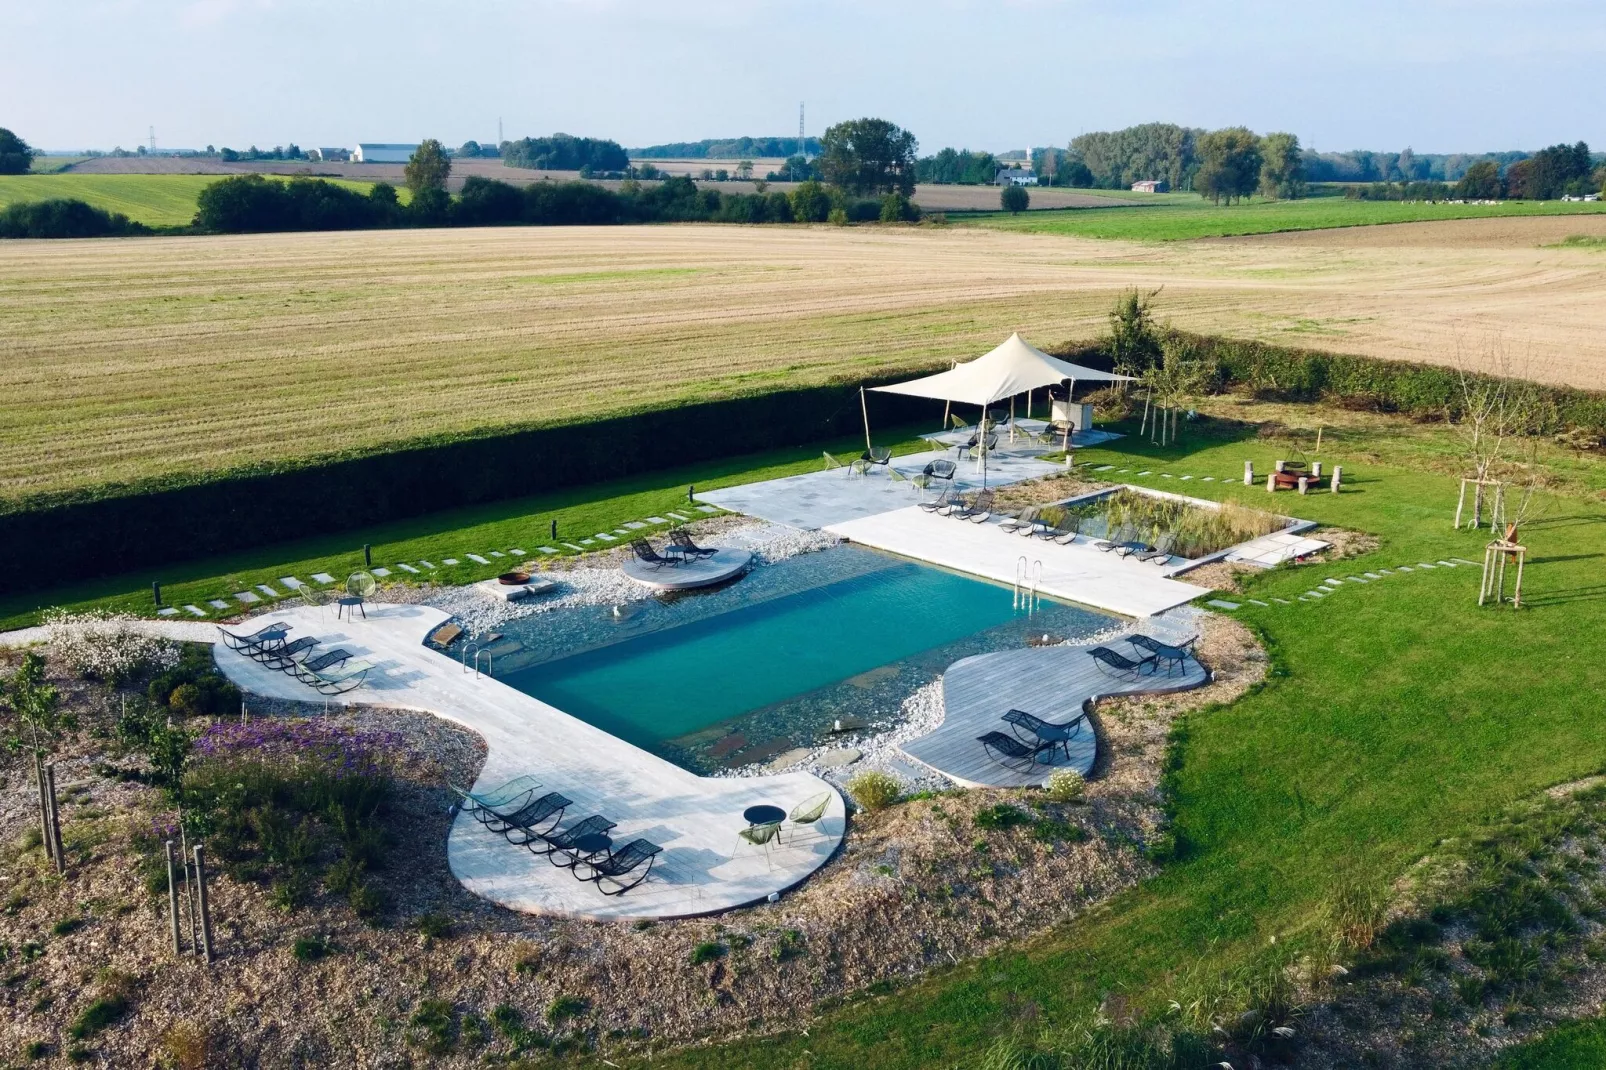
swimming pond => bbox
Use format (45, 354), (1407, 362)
(486, 547), (1113, 773)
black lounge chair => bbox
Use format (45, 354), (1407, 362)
(1113, 541), (1153, 559)
(1088, 646), (1157, 680)
(630, 538), (682, 571)
(950, 489), (995, 522)
(485, 791), (572, 843)
(537, 814), (618, 863)
(669, 529), (717, 559)
(977, 730), (1059, 772)
(579, 838), (663, 895)
(259, 635), (317, 669)
(1049, 515), (1082, 544)
(291, 647), (353, 682)
(919, 487), (956, 514)
(451, 775), (543, 821)
(1127, 634), (1196, 675)
(923, 459), (957, 485)
(1002, 708), (1088, 757)
(218, 622), (288, 655)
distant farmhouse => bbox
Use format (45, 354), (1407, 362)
(308, 147), (351, 163)
(994, 168), (1038, 187)
(352, 143), (419, 164)
(1130, 179), (1170, 193)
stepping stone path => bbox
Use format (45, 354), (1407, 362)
(1206, 599), (1241, 610)
(234, 591), (260, 604)
(1202, 476), (1216, 481)
(312, 573), (335, 584)
(421, 561), (436, 569)
(396, 563), (419, 574)
(370, 568), (391, 578)
(764, 747), (813, 772)
(158, 607), (179, 617)
(595, 534), (616, 542)
(1136, 471), (1151, 476)
(1094, 465), (1116, 472)
(624, 521), (647, 530)
(209, 599), (230, 610)
(467, 554), (490, 564)
(1247, 599), (1268, 606)
(184, 605), (207, 617)
(1307, 590), (1327, 598)
(280, 577), (305, 589)
(696, 505), (718, 513)
(564, 543), (584, 551)
(666, 512), (689, 521)
(645, 517), (667, 524)
(1180, 475), (1193, 480)
(256, 584), (280, 597)
(1364, 572), (1382, 580)
(1397, 565), (1414, 572)
(1417, 562), (1436, 569)
(489, 551), (505, 558)
(510, 549), (526, 557)
(580, 539), (596, 546)
(443, 558), (460, 566)
(1272, 598), (1291, 604)
(538, 547), (559, 554)
(1437, 560), (1458, 567)
(1453, 558), (1478, 567)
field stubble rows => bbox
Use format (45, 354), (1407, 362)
(3, 219), (1606, 501)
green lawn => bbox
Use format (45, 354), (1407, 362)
(1495, 1017), (1606, 1068)
(0, 173), (382, 227)
(966, 195), (1606, 241)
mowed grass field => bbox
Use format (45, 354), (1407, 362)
(5, 217), (1606, 502)
(970, 193), (1606, 241)
(0, 173), (381, 227)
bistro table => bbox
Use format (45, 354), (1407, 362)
(743, 804), (786, 827)
(566, 832), (613, 876)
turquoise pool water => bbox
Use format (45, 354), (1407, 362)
(491, 547), (1110, 771)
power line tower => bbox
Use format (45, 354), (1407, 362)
(798, 103), (805, 159)
(498, 117), (503, 146)
(149, 126), (157, 154)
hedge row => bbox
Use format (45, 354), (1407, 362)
(0, 381), (936, 597)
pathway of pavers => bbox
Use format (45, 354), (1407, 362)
(1202, 557), (1480, 610)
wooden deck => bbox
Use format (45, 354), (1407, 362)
(622, 548), (752, 590)
(210, 603), (844, 921)
(900, 638), (1207, 788)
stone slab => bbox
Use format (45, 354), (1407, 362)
(312, 573), (335, 584)
(184, 605), (207, 616)
(816, 748), (862, 770)
(234, 591), (260, 603)
(467, 554), (490, 564)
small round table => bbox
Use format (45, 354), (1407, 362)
(336, 596), (366, 620)
(743, 804), (785, 826)
(567, 832), (613, 876)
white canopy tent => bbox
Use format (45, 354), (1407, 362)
(865, 333), (1135, 484)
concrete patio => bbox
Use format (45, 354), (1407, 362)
(210, 604), (845, 921)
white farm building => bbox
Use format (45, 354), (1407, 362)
(352, 143), (419, 164)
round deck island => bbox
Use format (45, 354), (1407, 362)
(622, 548), (753, 591)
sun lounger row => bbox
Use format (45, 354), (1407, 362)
(921, 488), (997, 522)
(1088, 633), (1198, 679)
(630, 530), (717, 570)
(452, 777), (662, 897)
(977, 707), (1089, 772)
(217, 622), (370, 695)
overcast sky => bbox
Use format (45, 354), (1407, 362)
(6, 0), (1604, 155)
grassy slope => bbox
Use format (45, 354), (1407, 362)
(0, 173), (380, 227)
(633, 407), (1606, 1068)
(968, 196), (1606, 241)
(1495, 1017), (1606, 1067)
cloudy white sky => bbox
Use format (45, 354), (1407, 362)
(5, 0), (1604, 154)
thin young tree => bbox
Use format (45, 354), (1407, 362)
(1452, 341), (1546, 529)
(2, 652), (62, 759)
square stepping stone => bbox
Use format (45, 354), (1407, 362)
(1206, 599), (1241, 610)
(1346, 576), (1367, 583)
(624, 522), (647, 530)
(396, 563), (419, 573)
(510, 549), (526, 557)
(184, 605), (207, 617)
(209, 599), (230, 610)
(1160, 473), (1174, 479)
(1452, 557), (1478, 567)
(1117, 468), (1130, 473)
(538, 547), (559, 554)
(1180, 475), (1193, 481)
(1094, 465), (1116, 472)
(1272, 598), (1292, 604)
(1298, 595), (1313, 602)
(1308, 590), (1327, 598)
(234, 591), (260, 604)
(158, 607), (179, 617)
(1202, 476), (1216, 481)
(420, 561), (436, 569)
(1417, 562), (1436, 569)
(443, 558), (460, 566)
(311, 573), (336, 584)
(564, 542), (585, 551)
(1325, 578), (1342, 585)
(667, 512), (689, 521)
(369, 568), (390, 578)
(1377, 568), (1393, 574)
(645, 517), (667, 524)
(1437, 560), (1457, 568)
(467, 554), (490, 564)
(1136, 471), (1151, 476)
(696, 504), (718, 512)
(256, 584), (280, 597)
(1364, 572), (1382, 580)
(489, 551), (505, 558)
(1396, 565), (1413, 572)
(595, 534), (617, 542)
(580, 538), (596, 546)
(1247, 599), (1269, 606)
(611, 529), (629, 536)
(280, 577), (305, 589)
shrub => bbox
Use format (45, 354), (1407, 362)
(0, 199), (147, 239)
(23, 1040), (49, 1060)
(292, 934), (335, 961)
(42, 609), (178, 683)
(414, 912), (453, 942)
(974, 803), (1032, 831)
(546, 994), (588, 1023)
(1332, 879), (1389, 950)
(69, 996), (129, 1039)
(1044, 770), (1086, 803)
(690, 941), (725, 965)
(845, 771), (903, 812)
(50, 917), (82, 937)
(408, 999), (457, 1055)
(160, 1023), (219, 1070)
(773, 929), (806, 962)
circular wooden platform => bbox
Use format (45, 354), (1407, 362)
(621, 548), (753, 590)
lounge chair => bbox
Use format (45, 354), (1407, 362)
(998, 505), (1036, 533)
(579, 838), (663, 895)
(950, 489), (995, 522)
(669, 529), (718, 559)
(303, 660), (372, 696)
(539, 814), (619, 864)
(736, 820), (782, 869)
(630, 538), (682, 570)
(1002, 709), (1088, 758)
(784, 792), (833, 845)
(1113, 541), (1153, 559)
(489, 790), (573, 844)
(1127, 634), (1197, 674)
(450, 774), (544, 820)
(218, 622), (288, 655)
(977, 730), (1059, 772)
(1087, 646), (1156, 680)
(290, 647), (353, 682)
(257, 634), (315, 669)
(1136, 534), (1177, 565)
(1050, 515), (1082, 545)
(918, 487), (956, 515)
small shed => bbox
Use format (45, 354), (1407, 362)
(1130, 179), (1170, 193)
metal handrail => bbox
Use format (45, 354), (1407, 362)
(474, 650), (492, 680)
(461, 643), (480, 674)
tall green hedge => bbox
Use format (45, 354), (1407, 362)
(0, 381), (937, 596)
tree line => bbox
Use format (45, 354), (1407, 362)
(630, 136), (822, 159)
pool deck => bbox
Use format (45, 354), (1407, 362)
(826, 506), (1211, 618)
(900, 636), (1208, 788)
(210, 603), (845, 921)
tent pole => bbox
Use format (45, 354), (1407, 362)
(860, 387), (872, 453)
(1009, 395), (1016, 442)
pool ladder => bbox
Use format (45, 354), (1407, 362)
(461, 643), (493, 679)
(1014, 557), (1042, 613)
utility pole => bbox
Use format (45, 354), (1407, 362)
(798, 102), (805, 159)
(149, 126), (157, 154)
(497, 117), (503, 146)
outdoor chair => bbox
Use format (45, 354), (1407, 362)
(258, 634), (317, 669)
(951, 489), (995, 523)
(1137, 534), (1178, 565)
(302, 660), (372, 696)
(1088, 646), (1157, 680)
(977, 730), (1059, 773)
(669, 529), (718, 559)
(490, 791), (574, 844)
(630, 538), (683, 570)
(998, 505), (1036, 534)
(956, 432), (983, 460)
(918, 487), (956, 515)
(784, 792), (833, 845)
(864, 446), (893, 471)
(736, 820), (783, 869)
(218, 622), (288, 655)
(1113, 541), (1154, 559)
(1002, 708), (1088, 758)
(847, 456), (871, 478)
(823, 451), (846, 472)
(948, 413), (970, 434)
(924, 459), (957, 485)
(450, 774), (543, 821)
(580, 838), (664, 896)
(888, 467), (917, 492)
(1127, 634), (1197, 675)
(290, 647), (353, 682)
(1050, 515), (1083, 545)
(539, 814), (619, 865)
(339, 571), (377, 621)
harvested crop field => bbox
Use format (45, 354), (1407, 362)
(3, 219), (1606, 501)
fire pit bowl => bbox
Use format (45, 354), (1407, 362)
(497, 571), (532, 586)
